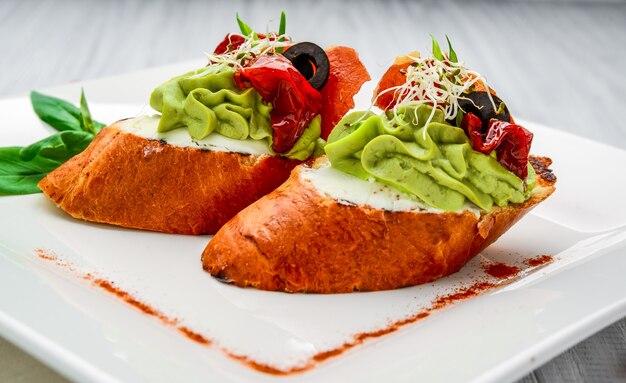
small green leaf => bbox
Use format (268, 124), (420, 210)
(80, 88), (96, 134)
(0, 91), (105, 196)
(0, 147), (61, 195)
(236, 13), (254, 37)
(19, 130), (93, 162)
(0, 174), (47, 195)
(496, 102), (506, 115)
(0, 130), (93, 195)
(30, 91), (83, 132)
(431, 34), (444, 61)
(276, 11), (287, 53)
(279, 11), (286, 36)
(94, 120), (106, 132)
(30, 91), (106, 134)
(446, 35), (458, 63)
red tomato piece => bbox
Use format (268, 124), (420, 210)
(462, 113), (533, 179)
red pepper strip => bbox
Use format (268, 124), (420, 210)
(463, 113), (492, 151)
(462, 113), (533, 179)
(234, 54), (321, 153)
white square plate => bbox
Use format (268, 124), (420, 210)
(1, 62), (625, 383)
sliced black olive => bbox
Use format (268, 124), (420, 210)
(457, 91), (511, 134)
(282, 42), (330, 91)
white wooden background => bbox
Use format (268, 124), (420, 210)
(0, 0), (624, 382)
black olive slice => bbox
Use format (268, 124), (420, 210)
(282, 42), (330, 91)
(457, 92), (511, 134)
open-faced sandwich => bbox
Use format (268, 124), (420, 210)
(202, 37), (557, 293)
(38, 14), (369, 234)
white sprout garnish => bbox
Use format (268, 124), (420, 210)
(371, 37), (497, 138)
(203, 33), (292, 70)
(203, 12), (291, 70)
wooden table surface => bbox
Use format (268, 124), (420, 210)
(0, 0), (624, 382)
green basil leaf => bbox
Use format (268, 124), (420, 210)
(19, 130), (93, 162)
(431, 35), (443, 61)
(94, 120), (106, 132)
(0, 147), (62, 195)
(0, 91), (106, 196)
(236, 13), (254, 37)
(30, 91), (83, 132)
(31, 91), (107, 134)
(0, 174), (46, 195)
(446, 35), (458, 63)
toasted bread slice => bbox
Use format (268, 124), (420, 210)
(202, 156), (556, 293)
(38, 118), (298, 234)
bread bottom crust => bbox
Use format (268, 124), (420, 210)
(202, 158), (556, 293)
(38, 125), (298, 235)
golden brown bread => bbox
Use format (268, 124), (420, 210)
(202, 156), (556, 293)
(38, 121), (298, 234)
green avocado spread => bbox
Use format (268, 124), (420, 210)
(324, 105), (536, 211)
(149, 64), (320, 160)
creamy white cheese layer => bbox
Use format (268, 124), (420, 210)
(300, 160), (481, 215)
(118, 116), (479, 214)
(117, 115), (273, 155)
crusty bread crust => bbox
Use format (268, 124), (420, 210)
(38, 122), (298, 234)
(202, 156), (556, 293)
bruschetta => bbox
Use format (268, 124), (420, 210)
(38, 15), (369, 234)
(201, 38), (556, 292)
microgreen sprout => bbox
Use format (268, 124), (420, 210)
(370, 36), (497, 136)
(205, 13), (291, 70)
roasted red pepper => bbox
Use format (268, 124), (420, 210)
(462, 113), (533, 179)
(234, 54), (321, 153)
